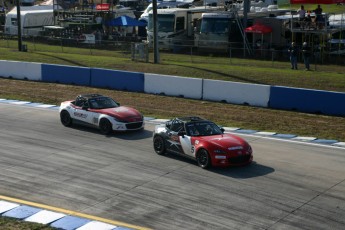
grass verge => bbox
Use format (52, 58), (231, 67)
(1, 78), (344, 141)
(0, 216), (56, 230)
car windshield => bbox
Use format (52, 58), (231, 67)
(89, 97), (119, 109)
(186, 122), (223, 136)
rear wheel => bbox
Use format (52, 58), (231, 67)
(197, 149), (211, 169)
(153, 135), (166, 155)
(60, 110), (72, 127)
(99, 119), (112, 135)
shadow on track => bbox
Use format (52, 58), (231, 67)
(209, 162), (274, 178)
(162, 152), (274, 178)
(64, 123), (153, 140)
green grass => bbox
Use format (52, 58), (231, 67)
(0, 216), (56, 230)
(279, 3), (345, 14)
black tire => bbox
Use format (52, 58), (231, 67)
(99, 119), (112, 135)
(197, 149), (211, 169)
(153, 135), (166, 155)
(60, 110), (72, 127)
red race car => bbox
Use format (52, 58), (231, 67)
(153, 116), (253, 169)
(59, 94), (144, 134)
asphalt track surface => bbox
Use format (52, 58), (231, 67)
(1, 103), (345, 230)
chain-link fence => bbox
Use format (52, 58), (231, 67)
(1, 34), (344, 66)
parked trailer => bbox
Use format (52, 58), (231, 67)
(194, 5), (290, 53)
(147, 6), (222, 50)
(4, 5), (54, 36)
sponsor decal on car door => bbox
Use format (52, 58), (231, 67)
(72, 107), (94, 125)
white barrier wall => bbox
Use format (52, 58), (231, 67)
(144, 73), (203, 99)
(203, 80), (271, 107)
(0, 60), (42, 81)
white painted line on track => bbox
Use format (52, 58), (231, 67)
(231, 132), (345, 150)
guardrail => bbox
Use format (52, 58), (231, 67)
(0, 60), (344, 116)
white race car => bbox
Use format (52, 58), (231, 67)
(59, 94), (144, 134)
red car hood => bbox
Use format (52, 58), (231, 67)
(91, 106), (142, 122)
(196, 134), (246, 148)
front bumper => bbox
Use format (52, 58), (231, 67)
(212, 154), (253, 167)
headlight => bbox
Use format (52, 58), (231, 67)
(214, 149), (227, 154)
(113, 117), (126, 122)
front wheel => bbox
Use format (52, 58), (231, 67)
(153, 135), (166, 155)
(197, 149), (211, 169)
(99, 119), (112, 135)
(60, 110), (72, 127)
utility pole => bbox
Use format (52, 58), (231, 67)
(152, 0), (159, 63)
(16, 0), (22, 51)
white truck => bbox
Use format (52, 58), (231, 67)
(4, 5), (55, 36)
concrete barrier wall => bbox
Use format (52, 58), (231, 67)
(203, 80), (271, 107)
(90, 69), (144, 92)
(269, 86), (345, 116)
(144, 73), (203, 99)
(0, 60), (42, 81)
(1, 60), (344, 117)
(41, 64), (91, 86)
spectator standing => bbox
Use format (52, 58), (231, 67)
(297, 5), (306, 26)
(302, 42), (312, 71)
(95, 29), (102, 44)
(95, 14), (102, 24)
(314, 4), (323, 28)
(288, 42), (299, 70)
(305, 11), (311, 29)
(314, 4), (322, 15)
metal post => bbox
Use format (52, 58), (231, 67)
(190, 46), (193, 63)
(16, 0), (22, 51)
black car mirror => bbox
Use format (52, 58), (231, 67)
(178, 131), (186, 137)
(82, 106), (88, 110)
(220, 128), (225, 133)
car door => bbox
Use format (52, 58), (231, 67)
(71, 100), (94, 125)
(179, 123), (195, 157)
(165, 119), (184, 154)
(166, 120), (194, 156)
(179, 133), (194, 157)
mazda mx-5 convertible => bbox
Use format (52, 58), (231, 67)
(153, 116), (253, 169)
(59, 94), (144, 134)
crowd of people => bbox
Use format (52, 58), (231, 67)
(297, 4), (324, 29)
(287, 4), (327, 71)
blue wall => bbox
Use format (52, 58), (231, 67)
(90, 68), (144, 92)
(42, 64), (91, 86)
(269, 86), (345, 116)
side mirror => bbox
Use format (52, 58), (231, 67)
(220, 128), (225, 133)
(178, 131), (186, 137)
(82, 106), (88, 110)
